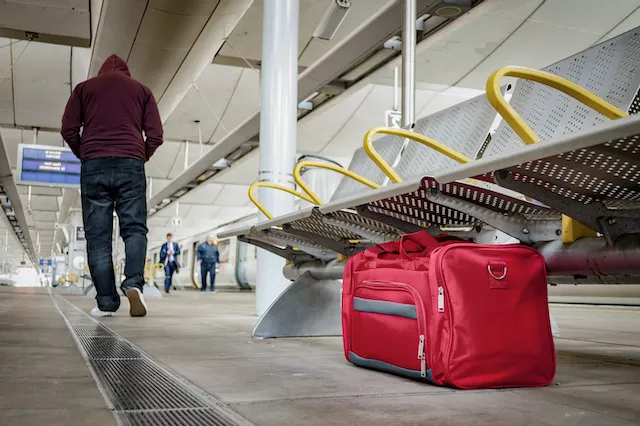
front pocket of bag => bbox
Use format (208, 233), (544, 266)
(350, 282), (425, 375)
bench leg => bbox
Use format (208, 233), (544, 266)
(252, 272), (342, 338)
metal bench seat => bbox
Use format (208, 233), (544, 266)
(222, 91), (503, 256)
(238, 226), (339, 263)
(252, 207), (400, 257)
(321, 114), (640, 247)
(227, 28), (640, 266)
(261, 28), (640, 251)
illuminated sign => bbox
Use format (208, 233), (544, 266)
(16, 144), (80, 188)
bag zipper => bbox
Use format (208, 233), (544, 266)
(358, 280), (428, 377)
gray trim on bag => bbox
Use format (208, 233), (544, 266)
(353, 297), (417, 319)
(349, 351), (433, 382)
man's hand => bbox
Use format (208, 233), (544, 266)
(198, 260), (202, 265)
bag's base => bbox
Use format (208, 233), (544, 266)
(349, 352), (434, 383)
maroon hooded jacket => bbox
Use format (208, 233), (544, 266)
(61, 54), (163, 162)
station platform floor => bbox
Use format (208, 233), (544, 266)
(1, 285), (640, 426)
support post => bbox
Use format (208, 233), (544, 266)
(402, 0), (416, 127)
(383, 0), (416, 187)
(256, 0), (299, 316)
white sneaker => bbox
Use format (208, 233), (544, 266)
(91, 306), (115, 317)
(126, 287), (148, 317)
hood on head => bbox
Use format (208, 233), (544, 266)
(98, 54), (131, 76)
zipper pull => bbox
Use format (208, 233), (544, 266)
(437, 286), (445, 313)
(418, 334), (426, 378)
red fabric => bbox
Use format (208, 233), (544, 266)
(61, 54), (163, 162)
(342, 230), (556, 389)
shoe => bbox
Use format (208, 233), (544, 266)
(91, 307), (115, 317)
(126, 288), (148, 317)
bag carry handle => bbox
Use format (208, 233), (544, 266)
(398, 232), (440, 258)
(364, 231), (436, 259)
(365, 231), (462, 261)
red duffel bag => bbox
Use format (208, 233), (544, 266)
(342, 230), (556, 389)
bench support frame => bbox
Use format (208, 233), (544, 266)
(252, 272), (342, 338)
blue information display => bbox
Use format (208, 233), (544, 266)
(17, 144), (80, 188)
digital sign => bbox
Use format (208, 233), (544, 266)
(16, 144), (80, 188)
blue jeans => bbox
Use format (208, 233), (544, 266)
(81, 157), (147, 312)
(200, 262), (216, 291)
(164, 261), (178, 293)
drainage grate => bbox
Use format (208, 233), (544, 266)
(123, 408), (239, 426)
(79, 336), (142, 359)
(91, 358), (207, 410)
(73, 323), (115, 337)
(51, 293), (252, 426)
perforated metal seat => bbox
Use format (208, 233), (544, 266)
(330, 136), (404, 202)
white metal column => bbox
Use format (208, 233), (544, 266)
(256, 0), (299, 316)
(402, 0), (416, 127)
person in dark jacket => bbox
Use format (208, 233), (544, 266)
(159, 233), (181, 294)
(61, 54), (163, 318)
(196, 235), (220, 292)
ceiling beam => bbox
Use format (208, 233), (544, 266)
(147, 0), (448, 215)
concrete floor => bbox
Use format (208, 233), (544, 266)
(2, 286), (640, 425)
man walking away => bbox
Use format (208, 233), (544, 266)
(197, 235), (220, 292)
(62, 54), (163, 318)
(160, 233), (180, 294)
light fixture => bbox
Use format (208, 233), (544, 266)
(213, 159), (229, 168)
(383, 37), (402, 50)
(313, 0), (351, 41)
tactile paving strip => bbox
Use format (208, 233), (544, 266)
(51, 293), (252, 426)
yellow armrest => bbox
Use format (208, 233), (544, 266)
(486, 65), (628, 145)
(363, 127), (472, 184)
(249, 182), (318, 220)
(293, 160), (381, 205)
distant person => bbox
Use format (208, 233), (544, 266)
(160, 233), (181, 294)
(197, 235), (220, 292)
(61, 54), (163, 318)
